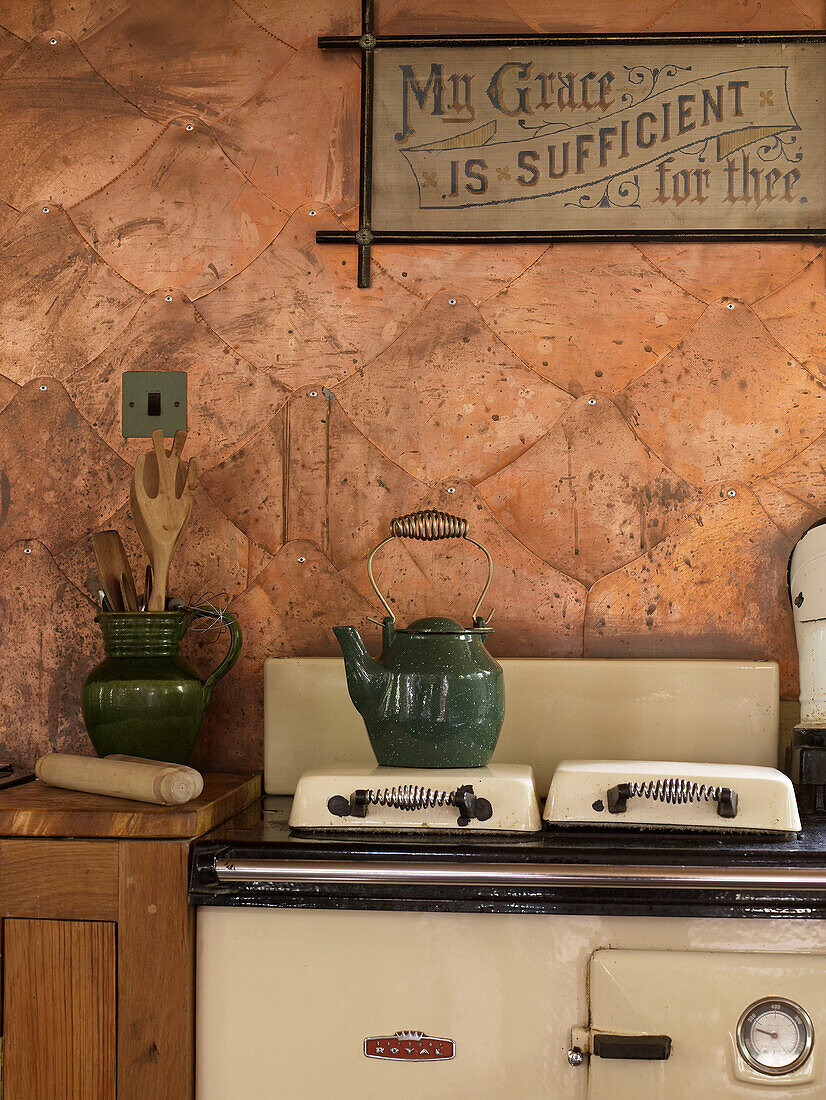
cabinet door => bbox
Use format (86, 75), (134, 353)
(3, 918), (116, 1100)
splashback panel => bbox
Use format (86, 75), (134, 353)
(264, 658), (779, 795)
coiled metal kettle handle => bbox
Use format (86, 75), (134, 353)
(366, 510), (494, 626)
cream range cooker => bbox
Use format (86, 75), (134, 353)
(191, 659), (826, 1099)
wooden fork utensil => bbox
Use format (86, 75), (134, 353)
(131, 430), (198, 612)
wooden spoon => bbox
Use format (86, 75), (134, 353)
(91, 530), (139, 613)
(140, 563), (153, 612)
(131, 430), (198, 612)
(118, 572), (138, 613)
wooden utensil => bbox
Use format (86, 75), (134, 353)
(91, 530), (139, 613)
(141, 563), (153, 612)
(36, 753), (203, 806)
(106, 755), (204, 797)
(118, 573), (138, 612)
(131, 430), (197, 612)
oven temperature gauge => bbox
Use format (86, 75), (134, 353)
(736, 999), (814, 1076)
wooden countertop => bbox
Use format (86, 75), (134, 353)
(0, 772), (261, 838)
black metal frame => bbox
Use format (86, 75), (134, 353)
(189, 803), (826, 918)
(317, 3), (826, 286)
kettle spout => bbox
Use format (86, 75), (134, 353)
(333, 626), (387, 710)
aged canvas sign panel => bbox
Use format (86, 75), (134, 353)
(371, 40), (826, 234)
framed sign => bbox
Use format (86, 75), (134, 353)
(318, 4), (825, 286)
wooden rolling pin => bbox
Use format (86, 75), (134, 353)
(35, 754), (204, 806)
(106, 754), (204, 792)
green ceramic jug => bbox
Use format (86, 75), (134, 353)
(82, 609), (242, 764)
(334, 511), (504, 769)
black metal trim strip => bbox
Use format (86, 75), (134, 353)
(319, 32), (826, 49)
(317, 229), (826, 243)
(352, 0), (375, 286)
(188, 882), (826, 919)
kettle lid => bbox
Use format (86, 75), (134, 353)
(398, 615), (491, 635)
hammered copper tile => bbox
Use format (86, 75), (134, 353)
(192, 540), (377, 772)
(585, 484), (798, 695)
(335, 293), (572, 484)
(234, 0), (360, 46)
(80, 0), (293, 122)
(0, 2), (121, 39)
(236, 540), (376, 652)
(615, 298), (826, 487)
(247, 539), (273, 582)
(479, 394), (702, 585)
(70, 117), (288, 297)
(0, 378), (131, 553)
(766, 431), (826, 511)
(212, 42), (358, 215)
(792, 0), (826, 25)
(637, 243), (823, 306)
(200, 404), (287, 555)
(283, 387), (340, 556)
(373, 243), (549, 305)
(0, 373), (17, 414)
(755, 252), (826, 371)
(0, 25), (24, 75)
(0, 205), (144, 385)
(325, 396), (430, 570)
(342, 531), (433, 622)
(66, 288), (287, 470)
(281, 386), (339, 553)
(646, 0), (815, 29)
(342, 481), (587, 655)
(339, 204), (359, 231)
(507, 0), (669, 30)
(0, 199), (16, 239)
(57, 484), (251, 603)
(752, 480), (823, 542)
(379, 0), (535, 32)
(0, 540), (99, 767)
(196, 206), (420, 388)
(283, 387), (428, 568)
(0, 31), (161, 208)
(479, 244), (705, 395)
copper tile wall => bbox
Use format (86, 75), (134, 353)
(0, 0), (824, 772)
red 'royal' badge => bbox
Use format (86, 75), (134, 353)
(364, 1030), (455, 1061)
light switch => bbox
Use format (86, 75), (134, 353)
(122, 371), (187, 438)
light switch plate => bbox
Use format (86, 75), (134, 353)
(122, 371), (187, 438)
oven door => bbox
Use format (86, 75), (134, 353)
(197, 907), (567, 1098)
(587, 950), (826, 1098)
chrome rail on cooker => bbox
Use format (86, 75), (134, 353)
(213, 859), (826, 891)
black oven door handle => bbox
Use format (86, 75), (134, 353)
(592, 1034), (672, 1060)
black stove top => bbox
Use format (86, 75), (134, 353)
(189, 797), (826, 920)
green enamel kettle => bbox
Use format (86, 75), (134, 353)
(334, 511), (504, 768)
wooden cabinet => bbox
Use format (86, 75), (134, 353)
(5, 919), (117, 1099)
(0, 774), (259, 1099)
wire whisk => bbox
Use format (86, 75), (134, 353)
(167, 591), (233, 633)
